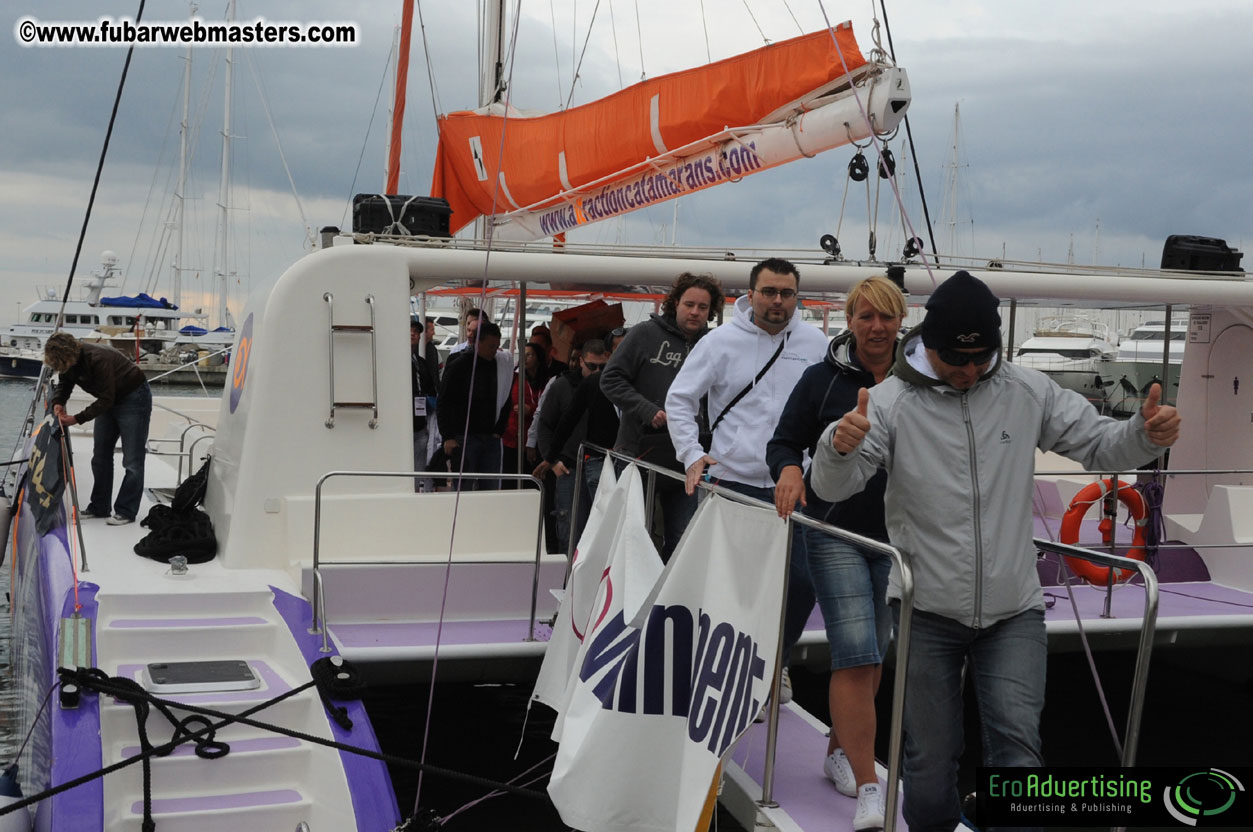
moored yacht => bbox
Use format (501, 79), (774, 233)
(1014, 315), (1118, 411)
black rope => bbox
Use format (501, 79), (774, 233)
(876, 0), (938, 258)
(0, 458), (30, 467)
(0, 663), (548, 820)
(55, 0), (147, 331)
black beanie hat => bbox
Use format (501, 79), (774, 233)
(920, 270), (1002, 351)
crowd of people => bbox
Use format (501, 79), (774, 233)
(46, 262), (1179, 832)
(398, 266), (1180, 831)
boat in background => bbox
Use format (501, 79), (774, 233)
(1102, 317), (1187, 414)
(0, 253), (234, 385)
(1, 252), (231, 355)
(1014, 315), (1118, 411)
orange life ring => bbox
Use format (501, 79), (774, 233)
(1058, 478), (1148, 585)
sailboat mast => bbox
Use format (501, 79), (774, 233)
(214, 0), (236, 330)
(383, 24), (400, 189)
(474, 0), (507, 245)
(173, 3), (195, 311)
(385, 0), (414, 193)
(480, 0), (506, 107)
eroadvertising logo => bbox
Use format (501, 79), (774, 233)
(976, 767), (1250, 827)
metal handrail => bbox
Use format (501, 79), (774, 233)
(1034, 539), (1159, 768)
(569, 443), (914, 828)
(1035, 467), (1253, 476)
(183, 435), (214, 485)
(308, 470), (546, 654)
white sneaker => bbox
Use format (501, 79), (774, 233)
(853, 782), (885, 831)
(106, 514), (134, 526)
(778, 667), (793, 704)
(822, 747), (856, 797)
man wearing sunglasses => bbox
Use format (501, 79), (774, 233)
(811, 270), (1181, 832)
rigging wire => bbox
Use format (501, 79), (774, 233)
(414, 1), (526, 815)
(55, 0), (148, 331)
(125, 85), (181, 296)
(608, 0), (624, 89)
(340, 45), (394, 231)
(634, 0), (647, 78)
(415, 0), (444, 118)
(564, 0), (604, 109)
(742, 0), (770, 44)
(244, 50), (315, 249)
(780, 0), (804, 35)
(876, 0), (938, 258)
(817, 0), (937, 287)
(549, 0), (564, 108)
(697, 0), (712, 63)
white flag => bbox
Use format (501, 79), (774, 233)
(531, 457), (618, 717)
(548, 492), (788, 832)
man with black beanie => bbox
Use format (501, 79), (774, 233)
(810, 270), (1180, 832)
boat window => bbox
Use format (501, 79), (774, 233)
(88, 315), (99, 325)
(1130, 329), (1187, 341)
(64, 315), (78, 324)
(1016, 348), (1094, 359)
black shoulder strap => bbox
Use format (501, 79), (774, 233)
(710, 332), (789, 434)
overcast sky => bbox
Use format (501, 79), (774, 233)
(2, 0), (1250, 327)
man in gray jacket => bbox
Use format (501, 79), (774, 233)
(600, 272), (723, 560)
(812, 271), (1180, 832)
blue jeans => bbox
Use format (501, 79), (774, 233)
(554, 470), (577, 553)
(654, 477), (697, 564)
(805, 528), (892, 669)
(717, 480), (813, 656)
(460, 434), (502, 490)
(89, 382), (151, 520)
(893, 605), (1046, 832)
(613, 458), (697, 563)
(554, 455), (602, 553)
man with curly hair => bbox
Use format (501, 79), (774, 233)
(600, 271), (723, 560)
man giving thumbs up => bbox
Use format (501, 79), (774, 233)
(810, 270), (1180, 832)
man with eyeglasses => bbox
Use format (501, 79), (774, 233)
(811, 270), (1181, 832)
(666, 257), (828, 701)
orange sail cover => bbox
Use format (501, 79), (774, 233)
(432, 25), (868, 235)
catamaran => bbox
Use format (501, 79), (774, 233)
(3, 8), (1251, 832)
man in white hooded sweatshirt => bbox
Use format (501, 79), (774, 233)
(665, 257), (828, 695)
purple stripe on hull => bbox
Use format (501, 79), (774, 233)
(122, 735), (300, 758)
(727, 705), (907, 829)
(269, 586), (401, 830)
(132, 787), (302, 814)
(115, 659), (289, 702)
(38, 524), (104, 832)
(109, 616), (268, 628)
(330, 617), (552, 648)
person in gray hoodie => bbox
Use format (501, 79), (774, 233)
(812, 270), (1181, 832)
(600, 272), (723, 560)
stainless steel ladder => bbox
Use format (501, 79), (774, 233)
(323, 292), (378, 429)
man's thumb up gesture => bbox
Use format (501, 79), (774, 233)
(833, 387), (872, 454)
(1141, 382), (1181, 447)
